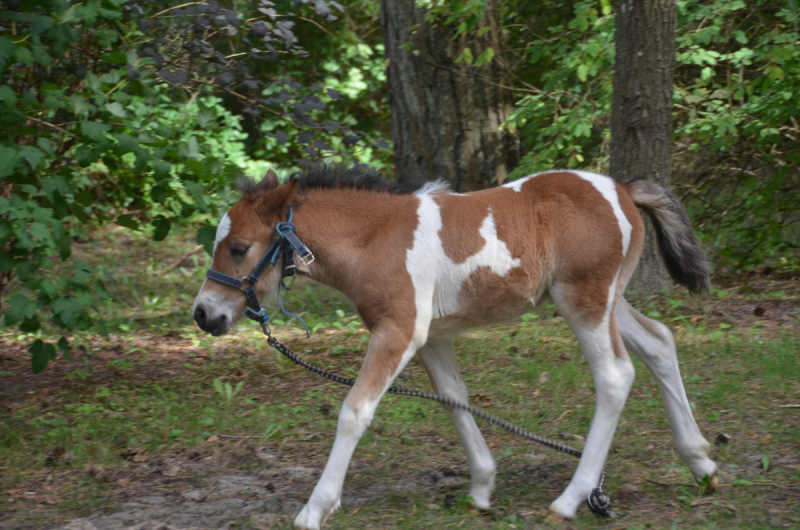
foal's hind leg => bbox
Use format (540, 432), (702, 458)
(547, 284), (636, 520)
(418, 336), (496, 508)
(617, 298), (717, 487)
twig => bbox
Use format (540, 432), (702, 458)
(778, 404), (800, 408)
(164, 245), (204, 271)
(151, 2), (207, 18)
(25, 116), (80, 140)
(218, 434), (262, 439)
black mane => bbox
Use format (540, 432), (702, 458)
(237, 164), (428, 197)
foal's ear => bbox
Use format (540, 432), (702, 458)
(261, 168), (279, 189)
(257, 179), (299, 219)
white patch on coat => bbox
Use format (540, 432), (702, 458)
(213, 211), (231, 255)
(502, 170), (560, 192)
(406, 193), (522, 330)
(572, 170), (633, 256)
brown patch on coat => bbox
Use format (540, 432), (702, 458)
(434, 195), (487, 264)
(514, 172), (624, 327)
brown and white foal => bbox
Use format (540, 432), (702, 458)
(193, 167), (717, 529)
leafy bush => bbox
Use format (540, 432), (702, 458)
(0, 0), (382, 372)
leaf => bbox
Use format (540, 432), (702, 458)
(186, 136), (200, 159)
(0, 146), (20, 178)
(57, 337), (71, 362)
(115, 214), (141, 231)
(577, 64), (588, 82)
(80, 121), (112, 142)
(342, 135), (360, 146)
(20, 146), (46, 170)
(30, 339), (56, 374)
(106, 102), (126, 118)
(115, 133), (139, 155)
(152, 160), (171, 179)
(0, 85), (16, 107)
(298, 131), (314, 144)
(473, 47), (495, 67)
(5, 293), (35, 326)
(458, 47), (474, 65)
(0, 218), (11, 245)
(66, 93), (90, 116)
(197, 225), (216, 256)
(151, 215), (171, 241)
(327, 88), (345, 100)
(52, 297), (82, 329)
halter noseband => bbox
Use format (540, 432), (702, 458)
(205, 206), (314, 336)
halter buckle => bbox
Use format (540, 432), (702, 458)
(299, 252), (315, 266)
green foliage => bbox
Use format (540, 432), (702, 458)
(0, 0), (389, 372)
(672, 0), (800, 268)
(505, 0), (800, 269)
(505, 1), (614, 174)
(213, 378), (244, 407)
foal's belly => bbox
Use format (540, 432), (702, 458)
(428, 278), (550, 335)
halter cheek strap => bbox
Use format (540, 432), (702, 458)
(205, 206), (314, 337)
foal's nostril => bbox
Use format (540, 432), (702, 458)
(194, 306), (207, 328)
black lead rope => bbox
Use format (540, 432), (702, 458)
(265, 334), (615, 518)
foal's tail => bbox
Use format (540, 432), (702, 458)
(625, 179), (710, 293)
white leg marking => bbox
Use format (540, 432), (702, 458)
(293, 400), (378, 529)
(294, 336), (424, 529)
(548, 280), (635, 519)
(617, 298), (716, 480)
(418, 337), (496, 508)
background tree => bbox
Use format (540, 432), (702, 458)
(609, 0), (677, 294)
(380, 0), (519, 191)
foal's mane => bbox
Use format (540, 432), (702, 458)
(237, 165), (435, 197)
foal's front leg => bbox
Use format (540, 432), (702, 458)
(293, 327), (418, 530)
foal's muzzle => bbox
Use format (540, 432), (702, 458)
(194, 305), (230, 336)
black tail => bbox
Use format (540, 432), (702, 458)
(625, 179), (710, 293)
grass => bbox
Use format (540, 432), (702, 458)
(0, 225), (799, 529)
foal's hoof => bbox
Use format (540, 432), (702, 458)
(706, 473), (719, 493)
(543, 510), (570, 524)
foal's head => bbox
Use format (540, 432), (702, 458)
(193, 170), (298, 336)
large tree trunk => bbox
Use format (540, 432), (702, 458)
(610, 0), (677, 295)
(380, 0), (519, 192)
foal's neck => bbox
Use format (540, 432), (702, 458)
(291, 189), (419, 298)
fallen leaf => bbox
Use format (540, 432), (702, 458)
(690, 315), (703, 323)
(206, 434), (219, 443)
(538, 372), (549, 385)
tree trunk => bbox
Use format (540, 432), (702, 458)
(380, 0), (519, 192)
(610, 0), (677, 295)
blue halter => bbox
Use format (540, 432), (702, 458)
(205, 206), (314, 337)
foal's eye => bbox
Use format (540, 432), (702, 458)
(230, 245), (249, 257)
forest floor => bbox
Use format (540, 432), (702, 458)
(1, 226), (799, 530)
